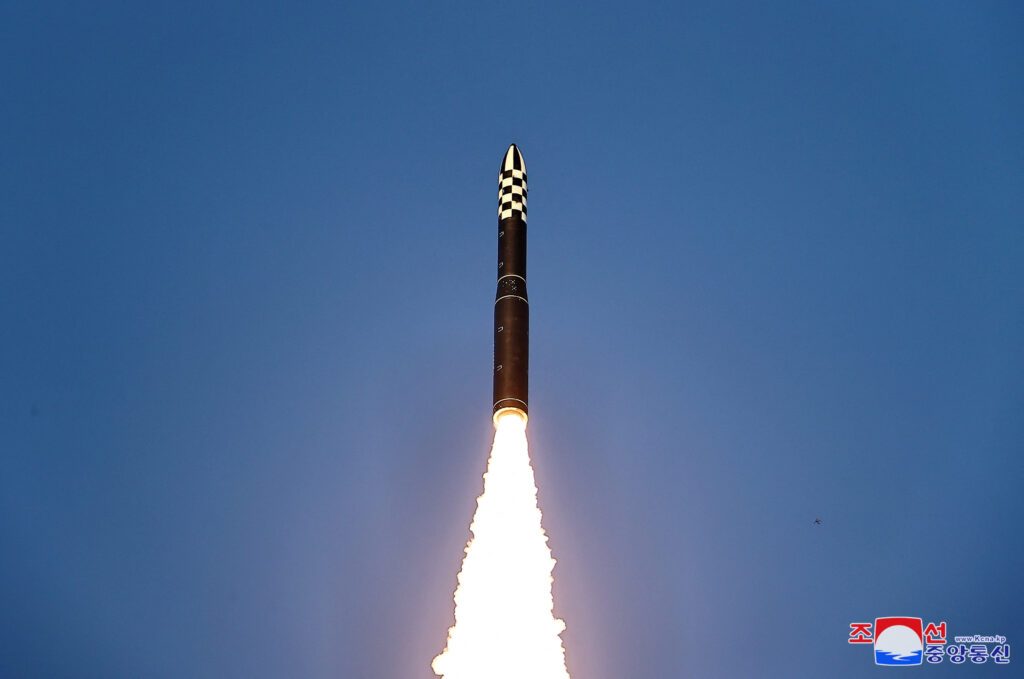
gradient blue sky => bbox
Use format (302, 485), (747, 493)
(3, 2), (1022, 677)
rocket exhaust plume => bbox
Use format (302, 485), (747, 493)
(432, 412), (570, 679)
(433, 146), (570, 679)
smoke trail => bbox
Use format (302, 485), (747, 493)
(433, 413), (570, 679)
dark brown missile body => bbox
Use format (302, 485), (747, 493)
(493, 144), (529, 424)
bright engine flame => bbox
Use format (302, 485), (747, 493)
(432, 412), (570, 679)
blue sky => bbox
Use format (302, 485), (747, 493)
(2, 2), (1021, 677)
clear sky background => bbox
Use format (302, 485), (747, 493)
(2, 2), (1021, 677)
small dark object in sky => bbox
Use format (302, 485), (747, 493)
(813, 518), (822, 525)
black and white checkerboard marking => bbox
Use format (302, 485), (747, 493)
(498, 146), (527, 222)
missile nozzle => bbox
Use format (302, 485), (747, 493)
(493, 406), (528, 428)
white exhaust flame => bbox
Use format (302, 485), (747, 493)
(433, 412), (570, 679)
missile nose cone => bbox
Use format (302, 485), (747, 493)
(498, 144), (528, 222)
(501, 144), (526, 174)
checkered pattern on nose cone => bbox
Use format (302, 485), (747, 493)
(498, 145), (527, 222)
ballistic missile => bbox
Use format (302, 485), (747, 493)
(493, 144), (529, 425)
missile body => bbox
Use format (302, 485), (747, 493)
(493, 145), (529, 424)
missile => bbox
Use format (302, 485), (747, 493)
(493, 144), (529, 425)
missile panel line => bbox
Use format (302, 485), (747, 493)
(494, 295), (529, 305)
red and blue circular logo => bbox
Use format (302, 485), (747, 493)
(875, 617), (924, 665)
